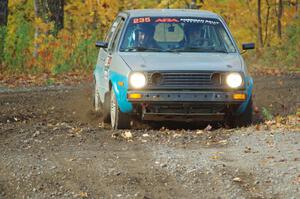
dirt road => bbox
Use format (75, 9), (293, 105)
(0, 75), (299, 199)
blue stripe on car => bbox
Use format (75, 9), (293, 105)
(110, 71), (133, 113)
(237, 76), (253, 114)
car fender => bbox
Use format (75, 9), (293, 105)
(237, 76), (253, 114)
(109, 70), (133, 113)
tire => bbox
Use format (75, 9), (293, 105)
(227, 97), (253, 128)
(110, 89), (131, 129)
(93, 80), (101, 112)
(102, 92), (111, 123)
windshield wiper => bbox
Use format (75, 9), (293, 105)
(179, 47), (228, 53)
(206, 49), (228, 53)
(122, 46), (162, 52)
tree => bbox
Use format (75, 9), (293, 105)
(296, 0), (299, 17)
(34, 0), (64, 58)
(276, 0), (283, 39)
(46, 0), (64, 33)
(0, 0), (8, 63)
(0, 0), (8, 26)
(257, 0), (263, 47)
(264, 0), (271, 46)
(34, 0), (64, 33)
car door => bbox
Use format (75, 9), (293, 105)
(103, 17), (126, 98)
(96, 17), (122, 103)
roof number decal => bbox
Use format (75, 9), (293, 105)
(133, 17), (151, 24)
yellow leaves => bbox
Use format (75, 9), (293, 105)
(76, 191), (88, 198)
(158, 0), (191, 9)
(35, 17), (54, 33)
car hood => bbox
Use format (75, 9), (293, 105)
(120, 52), (242, 72)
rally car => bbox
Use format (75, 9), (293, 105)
(93, 9), (255, 129)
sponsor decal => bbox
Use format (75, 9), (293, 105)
(180, 18), (220, 25)
(133, 17), (151, 24)
(155, 18), (179, 23)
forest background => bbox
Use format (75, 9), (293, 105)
(0, 0), (299, 83)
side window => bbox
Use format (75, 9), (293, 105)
(110, 18), (125, 52)
(217, 27), (236, 53)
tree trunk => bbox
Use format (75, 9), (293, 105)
(0, 0), (8, 26)
(264, 0), (271, 46)
(296, 0), (299, 17)
(257, 0), (263, 47)
(34, 0), (41, 59)
(34, 0), (64, 33)
(46, 0), (64, 33)
(0, 0), (8, 64)
(277, 0), (283, 39)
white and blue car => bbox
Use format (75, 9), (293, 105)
(94, 9), (255, 129)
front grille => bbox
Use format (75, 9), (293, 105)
(145, 103), (226, 114)
(147, 71), (222, 90)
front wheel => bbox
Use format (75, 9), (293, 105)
(226, 97), (253, 128)
(110, 89), (131, 129)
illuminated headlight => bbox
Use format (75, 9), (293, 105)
(226, 73), (243, 88)
(129, 72), (147, 89)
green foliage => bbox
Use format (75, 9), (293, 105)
(69, 33), (98, 70)
(254, 18), (300, 70)
(262, 107), (273, 121)
(51, 32), (98, 75)
(283, 18), (300, 67)
(3, 4), (33, 73)
(46, 78), (55, 85)
(0, 26), (7, 63)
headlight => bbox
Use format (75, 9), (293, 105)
(129, 72), (147, 89)
(226, 73), (243, 88)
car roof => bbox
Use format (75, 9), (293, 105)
(122, 9), (220, 19)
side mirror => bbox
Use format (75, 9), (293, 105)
(242, 43), (255, 50)
(96, 41), (108, 48)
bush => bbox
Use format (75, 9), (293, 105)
(252, 18), (300, 70)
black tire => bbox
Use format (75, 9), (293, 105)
(227, 97), (253, 128)
(110, 89), (131, 129)
(102, 92), (111, 123)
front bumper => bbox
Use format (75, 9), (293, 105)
(127, 90), (246, 103)
(127, 90), (246, 121)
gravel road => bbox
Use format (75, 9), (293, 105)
(0, 75), (299, 199)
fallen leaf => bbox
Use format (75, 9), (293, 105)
(293, 175), (300, 184)
(218, 140), (227, 144)
(254, 106), (259, 113)
(211, 155), (220, 160)
(244, 146), (251, 153)
(122, 131), (133, 139)
(204, 124), (212, 131)
(173, 133), (182, 138)
(233, 177), (242, 182)
(255, 124), (260, 131)
(78, 191), (88, 198)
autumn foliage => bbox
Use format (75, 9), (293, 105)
(0, 0), (299, 75)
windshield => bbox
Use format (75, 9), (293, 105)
(120, 17), (237, 53)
